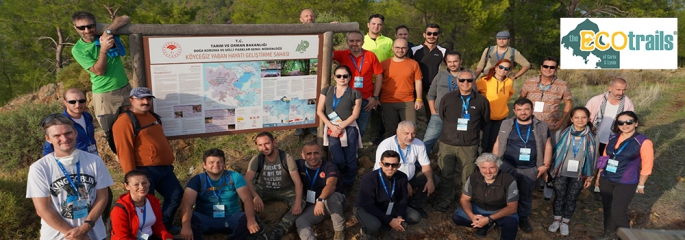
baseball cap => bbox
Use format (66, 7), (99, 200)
(496, 31), (510, 38)
(130, 87), (155, 98)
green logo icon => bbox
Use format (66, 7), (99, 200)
(296, 40), (310, 53)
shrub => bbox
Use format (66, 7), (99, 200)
(57, 62), (91, 91)
(0, 102), (62, 171)
(0, 177), (40, 238)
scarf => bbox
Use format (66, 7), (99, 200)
(551, 125), (597, 179)
(595, 92), (624, 128)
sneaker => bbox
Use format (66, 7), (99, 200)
(560, 223), (569, 236)
(519, 216), (533, 233)
(270, 228), (285, 240)
(548, 220), (561, 233)
(474, 222), (497, 238)
(334, 230), (345, 240)
(433, 201), (451, 213)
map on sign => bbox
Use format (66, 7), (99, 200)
(560, 19), (620, 69)
(263, 97), (291, 126)
(203, 62), (262, 109)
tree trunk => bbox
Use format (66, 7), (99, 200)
(55, 26), (64, 72)
(567, 0), (581, 17)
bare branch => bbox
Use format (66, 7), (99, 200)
(37, 36), (57, 46)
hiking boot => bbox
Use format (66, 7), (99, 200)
(519, 216), (533, 233)
(560, 223), (569, 236)
(433, 201), (451, 213)
(333, 230), (345, 240)
(270, 228), (285, 240)
(474, 222), (497, 238)
(548, 220), (561, 233)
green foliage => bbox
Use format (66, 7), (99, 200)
(0, 102), (63, 171)
(57, 62), (91, 91)
(0, 177), (40, 239)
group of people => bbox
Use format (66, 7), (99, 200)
(24, 8), (654, 240)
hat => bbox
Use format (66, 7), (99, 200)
(130, 87), (155, 98)
(496, 31), (510, 38)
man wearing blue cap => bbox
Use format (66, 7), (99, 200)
(475, 31), (531, 79)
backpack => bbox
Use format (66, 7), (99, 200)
(484, 46), (516, 69)
(199, 171), (236, 197)
(106, 109), (162, 154)
(254, 149), (288, 180)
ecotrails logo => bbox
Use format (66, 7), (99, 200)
(560, 18), (677, 69)
(295, 40), (310, 53)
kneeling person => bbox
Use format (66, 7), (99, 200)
(179, 148), (261, 240)
(295, 142), (346, 240)
(452, 153), (519, 240)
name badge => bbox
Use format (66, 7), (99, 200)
(567, 160), (579, 172)
(72, 198), (89, 219)
(519, 148), (531, 161)
(306, 190), (316, 204)
(606, 159), (619, 173)
(354, 76), (364, 88)
(138, 233), (150, 240)
(213, 204), (225, 218)
(534, 101), (545, 112)
(457, 118), (469, 131)
(463, 113), (471, 121)
(327, 111), (342, 122)
(87, 144), (97, 154)
(386, 202), (395, 215)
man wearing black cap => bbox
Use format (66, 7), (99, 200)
(475, 31), (531, 79)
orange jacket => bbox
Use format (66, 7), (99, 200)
(110, 193), (173, 240)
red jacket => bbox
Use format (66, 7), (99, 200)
(110, 193), (173, 240)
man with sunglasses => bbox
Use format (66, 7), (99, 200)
(112, 87), (184, 232)
(27, 114), (114, 240)
(434, 71), (490, 213)
(355, 150), (422, 239)
(411, 24), (447, 121)
(380, 39), (423, 137)
(71, 11), (132, 138)
(475, 31), (531, 79)
(519, 56), (572, 133)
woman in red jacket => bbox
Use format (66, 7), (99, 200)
(111, 169), (173, 240)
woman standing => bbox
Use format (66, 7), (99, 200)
(111, 170), (173, 240)
(476, 59), (514, 153)
(594, 111), (654, 240)
(317, 65), (362, 192)
(547, 107), (598, 236)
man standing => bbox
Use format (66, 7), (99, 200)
(520, 56), (572, 133)
(27, 114), (114, 240)
(112, 87), (184, 231)
(411, 24), (447, 120)
(395, 25), (414, 58)
(179, 148), (261, 240)
(374, 121), (436, 218)
(423, 51), (466, 155)
(71, 11), (131, 135)
(475, 31), (531, 79)
(380, 39), (423, 135)
(333, 31), (383, 137)
(244, 132), (304, 240)
(493, 98), (553, 233)
(362, 14), (393, 62)
(299, 9), (315, 24)
(585, 78), (635, 154)
(434, 71), (490, 212)
(295, 142), (346, 240)
(452, 153), (519, 240)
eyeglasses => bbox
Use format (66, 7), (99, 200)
(498, 65), (511, 71)
(617, 120), (635, 126)
(542, 65), (557, 70)
(66, 99), (87, 105)
(425, 32), (440, 36)
(75, 24), (96, 30)
(381, 162), (400, 168)
(335, 74), (350, 79)
(458, 78), (474, 83)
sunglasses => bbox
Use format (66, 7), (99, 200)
(75, 24), (96, 30)
(498, 65), (510, 71)
(335, 74), (350, 79)
(41, 113), (68, 128)
(67, 99), (87, 105)
(425, 31), (440, 36)
(458, 78), (474, 83)
(542, 65), (557, 70)
(381, 162), (400, 168)
(617, 120), (635, 126)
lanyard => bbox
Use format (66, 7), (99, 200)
(349, 53), (365, 75)
(611, 139), (630, 157)
(306, 166), (321, 190)
(55, 156), (81, 198)
(132, 195), (146, 231)
(496, 48), (508, 61)
(204, 172), (225, 202)
(515, 121), (531, 147)
(331, 87), (348, 111)
(571, 136), (585, 158)
(538, 76), (556, 100)
(394, 137), (410, 164)
(460, 95), (471, 117)
(377, 170), (396, 200)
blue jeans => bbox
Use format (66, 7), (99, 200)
(191, 211), (257, 240)
(452, 204), (519, 240)
(357, 99), (371, 137)
(422, 114), (443, 155)
(138, 165), (184, 229)
(328, 126), (359, 187)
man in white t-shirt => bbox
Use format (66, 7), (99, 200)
(585, 78), (635, 154)
(27, 114), (114, 240)
(374, 120), (437, 218)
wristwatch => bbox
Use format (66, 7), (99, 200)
(487, 216), (494, 225)
(84, 220), (95, 228)
(105, 29), (112, 35)
(316, 198), (325, 203)
(372, 96), (379, 100)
